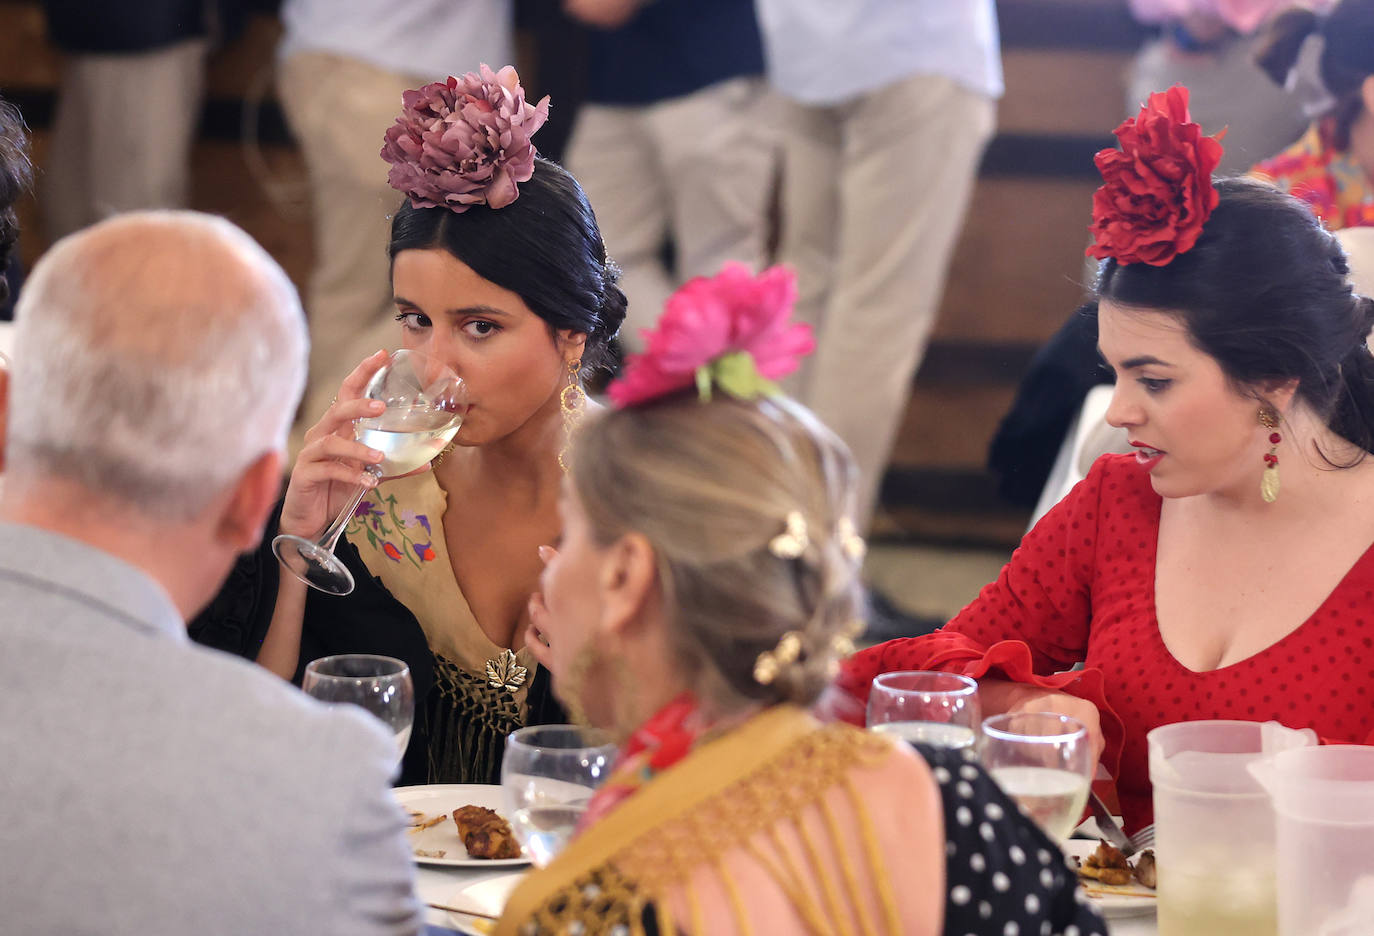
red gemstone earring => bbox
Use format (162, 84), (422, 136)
(1259, 407), (1281, 503)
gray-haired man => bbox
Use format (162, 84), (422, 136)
(0, 212), (421, 935)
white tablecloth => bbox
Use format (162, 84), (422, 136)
(410, 862), (1158, 935)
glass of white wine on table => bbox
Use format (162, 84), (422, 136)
(302, 654), (415, 765)
(273, 348), (467, 596)
(866, 671), (982, 750)
(501, 725), (617, 868)
(981, 712), (1094, 840)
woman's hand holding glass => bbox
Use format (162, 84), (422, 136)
(274, 349), (466, 595)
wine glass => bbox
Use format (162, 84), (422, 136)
(981, 712), (1094, 840)
(273, 348), (466, 595)
(866, 671), (981, 750)
(303, 654), (415, 766)
(501, 725), (617, 867)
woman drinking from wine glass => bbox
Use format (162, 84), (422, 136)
(494, 264), (1107, 936)
(828, 86), (1374, 835)
(191, 66), (626, 785)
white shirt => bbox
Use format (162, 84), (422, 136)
(280, 0), (513, 83)
(754, 0), (1003, 106)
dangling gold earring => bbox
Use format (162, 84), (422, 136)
(1259, 407), (1282, 503)
(558, 358), (585, 474)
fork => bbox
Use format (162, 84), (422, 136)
(1130, 824), (1155, 853)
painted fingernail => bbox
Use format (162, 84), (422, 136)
(369, 400), (385, 411)
(368, 449), (384, 461)
(538, 545), (555, 563)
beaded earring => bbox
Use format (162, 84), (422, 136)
(1259, 407), (1282, 503)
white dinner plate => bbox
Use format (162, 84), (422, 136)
(395, 783), (531, 868)
(443, 874), (525, 934)
(1062, 839), (1157, 918)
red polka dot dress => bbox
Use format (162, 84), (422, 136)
(838, 454), (1374, 833)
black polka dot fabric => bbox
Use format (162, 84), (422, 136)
(917, 743), (1107, 936)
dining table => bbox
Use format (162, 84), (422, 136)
(409, 848), (1159, 936)
(415, 858), (528, 935)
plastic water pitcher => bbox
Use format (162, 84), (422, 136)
(1147, 720), (1318, 936)
(1249, 745), (1374, 936)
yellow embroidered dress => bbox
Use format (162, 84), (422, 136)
(343, 470), (548, 782)
(495, 706), (1108, 936)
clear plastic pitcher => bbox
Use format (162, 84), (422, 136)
(1249, 745), (1374, 936)
(1147, 720), (1317, 936)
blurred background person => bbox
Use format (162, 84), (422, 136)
(38, 0), (241, 240)
(276, 0), (513, 423)
(0, 211), (420, 936)
(1251, 0), (1374, 228)
(561, 0), (773, 349)
(757, 0), (1003, 532)
(0, 96), (31, 323)
(1126, 0), (1335, 173)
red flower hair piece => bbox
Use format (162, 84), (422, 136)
(1086, 86), (1226, 267)
(608, 263), (815, 409)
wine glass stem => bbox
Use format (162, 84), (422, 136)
(317, 467), (383, 553)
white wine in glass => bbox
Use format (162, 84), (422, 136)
(982, 712), (1093, 840)
(866, 671), (981, 750)
(273, 349), (466, 595)
(501, 725), (617, 868)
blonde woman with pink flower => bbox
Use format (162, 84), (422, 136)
(190, 66), (627, 785)
(492, 264), (1106, 936)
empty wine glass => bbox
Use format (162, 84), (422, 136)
(303, 654), (415, 766)
(981, 712), (1094, 840)
(273, 348), (466, 595)
(501, 725), (617, 867)
(866, 671), (982, 750)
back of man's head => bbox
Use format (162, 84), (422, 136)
(5, 211), (306, 519)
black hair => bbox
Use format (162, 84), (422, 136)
(387, 157), (626, 373)
(1095, 177), (1374, 461)
(1256, 0), (1374, 149)
(0, 98), (33, 305)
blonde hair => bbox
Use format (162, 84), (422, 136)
(570, 395), (864, 710)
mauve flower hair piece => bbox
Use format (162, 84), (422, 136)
(380, 64), (550, 213)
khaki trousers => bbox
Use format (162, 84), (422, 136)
(779, 73), (996, 526)
(565, 78), (777, 348)
(278, 51), (430, 423)
(43, 39), (209, 240)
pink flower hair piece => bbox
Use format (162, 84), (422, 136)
(608, 263), (816, 409)
(380, 64), (550, 212)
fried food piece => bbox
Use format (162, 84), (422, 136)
(1133, 849), (1157, 889)
(452, 805), (521, 860)
(1078, 840), (1136, 886)
(1076, 839), (1155, 889)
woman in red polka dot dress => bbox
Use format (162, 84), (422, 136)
(832, 88), (1374, 834)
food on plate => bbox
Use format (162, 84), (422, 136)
(407, 811), (447, 833)
(1074, 841), (1157, 896)
(414, 848), (448, 859)
(1133, 849), (1156, 888)
(452, 804), (522, 859)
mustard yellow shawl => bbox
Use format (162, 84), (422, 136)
(495, 706), (902, 936)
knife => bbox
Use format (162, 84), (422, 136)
(1086, 788), (1136, 858)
